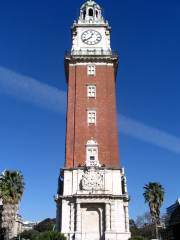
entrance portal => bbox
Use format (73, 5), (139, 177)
(81, 204), (104, 240)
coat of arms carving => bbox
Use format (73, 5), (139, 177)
(81, 167), (104, 191)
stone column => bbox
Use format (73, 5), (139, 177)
(124, 206), (129, 232)
(105, 203), (111, 232)
(111, 202), (116, 231)
(123, 176), (128, 193)
(70, 203), (74, 232)
(76, 203), (81, 232)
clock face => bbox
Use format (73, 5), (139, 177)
(81, 30), (102, 45)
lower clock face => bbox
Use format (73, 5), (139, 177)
(81, 30), (102, 45)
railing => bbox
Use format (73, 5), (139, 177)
(65, 49), (118, 57)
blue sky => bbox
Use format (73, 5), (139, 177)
(0, 0), (180, 222)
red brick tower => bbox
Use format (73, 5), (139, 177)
(65, 52), (119, 169)
(56, 1), (131, 240)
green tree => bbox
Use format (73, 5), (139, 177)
(143, 182), (164, 239)
(135, 212), (152, 228)
(19, 229), (39, 239)
(130, 215), (154, 240)
(130, 219), (140, 237)
(35, 231), (66, 240)
(34, 218), (56, 232)
(0, 170), (25, 240)
(130, 237), (149, 240)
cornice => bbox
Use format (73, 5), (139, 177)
(61, 166), (123, 171)
(55, 193), (129, 202)
(64, 53), (118, 82)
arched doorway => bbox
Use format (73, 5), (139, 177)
(81, 204), (104, 240)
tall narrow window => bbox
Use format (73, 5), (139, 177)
(87, 65), (96, 76)
(83, 10), (86, 20)
(96, 10), (98, 18)
(86, 140), (99, 166)
(89, 8), (94, 17)
(87, 110), (96, 125)
(87, 85), (96, 98)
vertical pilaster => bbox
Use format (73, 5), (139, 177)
(76, 203), (81, 232)
(70, 202), (75, 232)
(105, 203), (111, 232)
(111, 202), (116, 231)
(124, 205), (130, 232)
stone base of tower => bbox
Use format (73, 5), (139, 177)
(55, 167), (131, 240)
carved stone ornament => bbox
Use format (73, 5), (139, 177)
(81, 167), (104, 191)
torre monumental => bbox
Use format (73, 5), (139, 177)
(56, 1), (131, 240)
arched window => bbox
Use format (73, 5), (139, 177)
(83, 10), (86, 20)
(96, 10), (98, 18)
(121, 176), (127, 194)
(89, 8), (94, 17)
(86, 140), (99, 166)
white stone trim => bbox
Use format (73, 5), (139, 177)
(87, 110), (96, 125)
(76, 203), (81, 232)
(106, 203), (111, 231)
(87, 84), (96, 98)
(57, 168), (131, 240)
(87, 64), (96, 76)
(69, 62), (113, 66)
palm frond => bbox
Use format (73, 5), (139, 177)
(0, 170), (25, 204)
(143, 182), (165, 225)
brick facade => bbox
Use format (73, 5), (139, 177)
(65, 62), (120, 168)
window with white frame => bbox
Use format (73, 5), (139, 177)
(87, 147), (98, 166)
(87, 110), (96, 125)
(87, 85), (96, 98)
(86, 140), (99, 166)
(87, 65), (96, 76)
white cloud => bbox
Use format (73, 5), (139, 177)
(0, 66), (66, 113)
(0, 66), (180, 154)
(119, 114), (180, 154)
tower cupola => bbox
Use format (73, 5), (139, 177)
(71, 0), (111, 55)
(79, 0), (104, 24)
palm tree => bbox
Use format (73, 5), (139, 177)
(36, 231), (66, 240)
(0, 170), (25, 240)
(143, 182), (164, 239)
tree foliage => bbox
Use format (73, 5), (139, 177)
(130, 212), (157, 240)
(135, 212), (151, 228)
(0, 170), (25, 240)
(0, 170), (25, 204)
(130, 237), (149, 240)
(18, 230), (66, 240)
(34, 218), (56, 232)
(143, 182), (164, 239)
(35, 231), (66, 240)
(19, 229), (39, 239)
(143, 182), (164, 225)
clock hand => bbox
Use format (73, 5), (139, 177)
(85, 33), (94, 41)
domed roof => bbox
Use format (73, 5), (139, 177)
(81, 0), (101, 10)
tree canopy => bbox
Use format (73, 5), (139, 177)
(19, 229), (39, 239)
(35, 231), (66, 240)
(0, 170), (25, 204)
(34, 218), (56, 232)
(143, 182), (164, 225)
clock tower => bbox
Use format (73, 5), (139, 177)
(56, 1), (131, 240)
